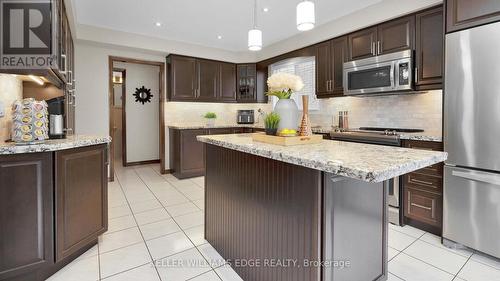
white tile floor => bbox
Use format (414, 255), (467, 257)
(46, 164), (500, 281)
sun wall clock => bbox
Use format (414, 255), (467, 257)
(134, 86), (153, 104)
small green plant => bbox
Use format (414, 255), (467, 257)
(266, 89), (292, 99)
(264, 112), (281, 129)
(204, 112), (217, 119)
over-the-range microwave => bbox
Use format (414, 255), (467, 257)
(343, 50), (414, 95)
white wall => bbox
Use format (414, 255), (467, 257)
(75, 42), (166, 137)
(0, 74), (23, 142)
(115, 62), (160, 163)
(257, 0), (442, 61)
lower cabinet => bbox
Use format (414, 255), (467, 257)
(0, 153), (54, 280)
(170, 127), (257, 179)
(170, 128), (208, 179)
(402, 140), (443, 235)
(55, 145), (108, 261)
(0, 144), (108, 281)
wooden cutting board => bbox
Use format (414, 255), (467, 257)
(252, 132), (323, 146)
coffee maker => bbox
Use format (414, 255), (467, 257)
(47, 97), (66, 139)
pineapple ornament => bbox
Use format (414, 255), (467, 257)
(298, 95), (313, 136)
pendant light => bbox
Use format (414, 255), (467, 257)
(248, 0), (262, 51)
(296, 0), (315, 31)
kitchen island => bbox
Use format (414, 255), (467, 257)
(0, 136), (110, 281)
(197, 133), (447, 281)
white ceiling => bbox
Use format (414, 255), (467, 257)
(72, 0), (382, 52)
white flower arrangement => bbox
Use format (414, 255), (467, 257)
(267, 73), (304, 99)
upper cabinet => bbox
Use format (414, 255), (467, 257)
(167, 55), (264, 103)
(377, 16), (415, 55)
(415, 6), (444, 90)
(446, 0), (500, 33)
(348, 16), (415, 61)
(237, 64), (257, 102)
(169, 56), (198, 101)
(220, 63), (237, 101)
(316, 36), (348, 98)
(348, 27), (378, 61)
(197, 59), (219, 101)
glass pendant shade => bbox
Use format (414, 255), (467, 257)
(248, 29), (262, 51)
(296, 1), (315, 31)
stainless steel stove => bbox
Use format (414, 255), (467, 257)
(330, 127), (424, 146)
(329, 127), (425, 226)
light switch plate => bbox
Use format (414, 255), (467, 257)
(0, 101), (5, 118)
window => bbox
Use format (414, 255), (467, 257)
(268, 56), (319, 111)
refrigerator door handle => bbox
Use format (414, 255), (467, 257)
(452, 170), (500, 186)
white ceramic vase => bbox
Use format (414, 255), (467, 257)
(274, 99), (299, 132)
(206, 118), (215, 127)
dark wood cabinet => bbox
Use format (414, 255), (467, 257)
(169, 56), (198, 100)
(208, 128), (234, 135)
(0, 153), (54, 280)
(237, 64), (258, 102)
(170, 127), (259, 179)
(55, 145), (108, 261)
(402, 140), (443, 235)
(0, 144), (108, 280)
(219, 63), (237, 101)
(446, 0), (500, 33)
(170, 128), (208, 179)
(416, 6), (444, 90)
(378, 15), (415, 55)
(315, 41), (331, 96)
(348, 27), (378, 60)
(167, 55), (242, 103)
(197, 59), (219, 101)
(316, 37), (348, 98)
(348, 16), (415, 61)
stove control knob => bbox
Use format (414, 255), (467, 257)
(384, 130), (390, 135)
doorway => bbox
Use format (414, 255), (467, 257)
(108, 57), (165, 181)
(111, 69), (125, 167)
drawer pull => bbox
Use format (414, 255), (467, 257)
(411, 202), (432, 211)
(411, 178), (434, 186)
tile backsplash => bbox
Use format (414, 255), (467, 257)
(164, 90), (443, 134)
(309, 90), (443, 133)
(165, 101), (273, 126)
(0, 74), (23, 141)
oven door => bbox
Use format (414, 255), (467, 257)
(344, 61), (395, 95)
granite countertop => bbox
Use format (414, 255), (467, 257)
(167, 123), (264, 130)
(0, 135), (111, 155)
(167, 123), (442, 141)
(197, 133), (447, 183)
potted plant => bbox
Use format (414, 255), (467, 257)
(264, 112), (280, 136)
(266, 73), (304, 133)
(204, 112), (217, 127)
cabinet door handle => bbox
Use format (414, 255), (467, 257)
(411, 202), (432, 211)
(371, 42), (376, 55)
(377, 41), (381, 54)
(415, 67), (419, 83)
(411, 178), (434, 186)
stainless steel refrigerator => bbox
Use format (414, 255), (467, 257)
(444, 21), (500, 259)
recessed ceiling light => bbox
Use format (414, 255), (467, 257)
(263, 7), (269, 12)
(155, 22), (162, 27)
(217, 35), (223, 39)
